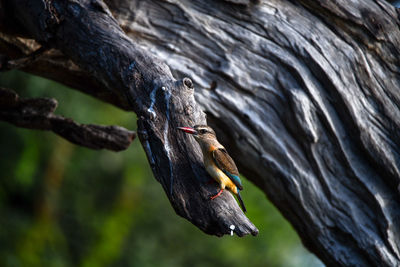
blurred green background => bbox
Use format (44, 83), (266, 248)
(0, 71), (323, 267)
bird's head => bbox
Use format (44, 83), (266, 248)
(177, 125), (216, 143)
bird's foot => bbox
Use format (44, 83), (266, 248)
(210, 189), (224, 200)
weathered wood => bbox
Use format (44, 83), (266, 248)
(106, 1), (400, 266)
(0, 0), (258, 237)
(2, 0), (400, 265)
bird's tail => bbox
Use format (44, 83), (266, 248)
(237, 191), (247, 213)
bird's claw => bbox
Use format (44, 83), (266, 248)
(210, 189), (224, 200)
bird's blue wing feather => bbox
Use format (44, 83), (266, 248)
(222, 170), (243, 189)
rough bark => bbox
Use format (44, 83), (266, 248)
(1, 0), (400, 266)
(0, 0), (258, 237)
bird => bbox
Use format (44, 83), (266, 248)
(177, 125), (246, 213)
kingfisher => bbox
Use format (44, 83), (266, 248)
(177, 125), (246, 213)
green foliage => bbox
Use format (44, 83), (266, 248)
(0, 71), (323, 267)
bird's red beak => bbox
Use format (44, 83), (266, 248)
(177, 126), (197, 135)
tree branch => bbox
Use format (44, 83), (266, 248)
(2, 0), (258, 236)
(6, 0), (400, 265)
(104, 0), (400, 265)
(0, 45), (48, 71)
(0, 32), (131, 110)
(0, 87), (135, 151)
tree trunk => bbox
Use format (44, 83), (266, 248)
(1, 0), (400, 266)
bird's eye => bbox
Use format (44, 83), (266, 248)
(199, 129), (206, 134)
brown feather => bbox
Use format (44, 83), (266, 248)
(212, 148), (239, 175)
(212, 148), (243, 190)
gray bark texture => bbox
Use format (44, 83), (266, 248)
(1, 0), (400, 266)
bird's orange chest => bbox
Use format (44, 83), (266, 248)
(203, 146), (218, 171)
